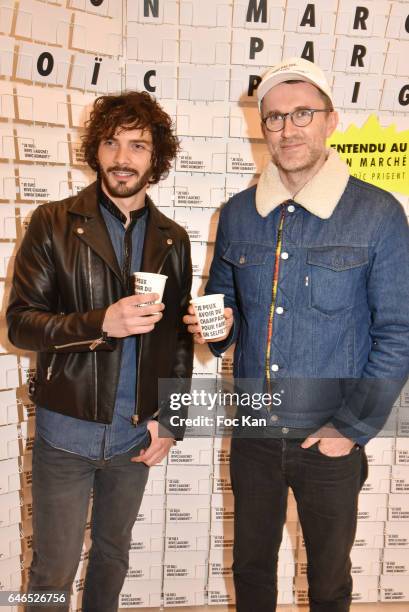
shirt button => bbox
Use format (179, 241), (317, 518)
(167, 238), (173, 245)
(76, 227), (84, 234)
(282, 427), (289, 434)
(271, 364), (279, 372)
(276, 306), (284, 315)
(281, 252), (289, 260)
(270, 414), (278, 422)
(287, 205), (295, 213)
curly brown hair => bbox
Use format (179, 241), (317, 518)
(82, 91), (180, 184)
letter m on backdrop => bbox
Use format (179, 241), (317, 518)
(246, 0), (267, 23)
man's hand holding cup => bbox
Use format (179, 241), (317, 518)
(102, 293), (164, 338)
(103, 272), (168, 338)
(184, 294), (234, 344)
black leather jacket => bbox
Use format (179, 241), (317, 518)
(7, 182), (193, 436)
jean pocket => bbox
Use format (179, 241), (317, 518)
(302, 441), (361, 459)
(223, 242), (272, 305)
(307, 246), (368, 316)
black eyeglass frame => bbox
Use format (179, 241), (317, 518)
(261, 108), (332, 132)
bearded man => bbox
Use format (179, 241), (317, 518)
(7, 91), (193, 612)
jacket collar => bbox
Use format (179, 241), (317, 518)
(67, 181), (100, 218)
(97, 181), (147, 225)
(256, 148), (350, 220)
(140, 196), (174, 275)
(68, 182), (172, 227)
(68, 181), (174, 284)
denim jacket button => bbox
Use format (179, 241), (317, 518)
(281, 252), (289, 260)
(282, 427), (289, 434)
(276, 306), (284, 314)
(239, 256), (246, 264)
(271, 364), (279, 372)
(287, 205), (295, 213)
(270, 414), (278, 422)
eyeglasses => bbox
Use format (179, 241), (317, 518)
(261, 108), (331, 132)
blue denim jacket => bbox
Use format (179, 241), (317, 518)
(206, 176), (409, 444)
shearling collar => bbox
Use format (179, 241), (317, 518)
(256, 148), (350, 220)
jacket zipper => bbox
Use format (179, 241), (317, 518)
(265, 204), (286, 389)
(46, 354), (57, 380)
(48, 338), (103, 378)
(87, 245), (98, 420)
(48, 296), (103, 378)
(134, 245), (173, 424)
(53, 337), (104, 350)
(49, 242), (103, 386)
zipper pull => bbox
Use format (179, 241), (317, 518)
(89, 337), (104, 351)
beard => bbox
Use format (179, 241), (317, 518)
(270, 139), (326, 174)
(99, 165), (152, 199)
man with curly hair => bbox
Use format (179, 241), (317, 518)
(7, 92), (193, 612)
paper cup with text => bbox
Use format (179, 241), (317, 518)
(191, 294), (226, 340)
(133, 272), (167, 305)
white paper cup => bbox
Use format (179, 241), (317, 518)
(133, 272), (167, 304)
(191, 294), (226, 340)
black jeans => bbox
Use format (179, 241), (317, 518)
(230, 436), (368, 612)
(26, 435), (149, 612)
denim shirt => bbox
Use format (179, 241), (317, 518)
(36, 191), (148, 459)
(206, 177), (409, 444)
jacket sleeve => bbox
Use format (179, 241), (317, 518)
(158, 232), (194, 440)
(6, 205), (115, 353)
(169, 232), (194, 380)
(204, 205), (240, 356)
(329, 199), (409, 444)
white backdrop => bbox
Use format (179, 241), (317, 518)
(0, 0), (409, 609)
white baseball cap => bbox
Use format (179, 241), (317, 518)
(257, 57), (334, 110)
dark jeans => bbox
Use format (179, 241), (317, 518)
(230, 437), (368, 612)
(26, 435), (149, 612)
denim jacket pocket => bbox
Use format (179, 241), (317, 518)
(223, 242), (272, 305)
(307, 246), (369, 316)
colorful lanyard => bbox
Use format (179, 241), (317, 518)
(265, 203), (287, 385)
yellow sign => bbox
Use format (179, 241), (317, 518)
(327, 115), (408, 196)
